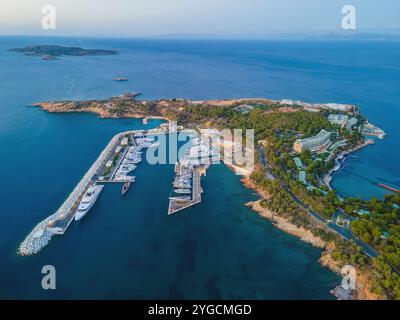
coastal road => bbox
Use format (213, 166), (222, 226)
(257, 146), (379, 259)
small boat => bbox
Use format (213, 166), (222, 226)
(42, 55), (57, 61)
(113, 77), (128, 81)
(169, 195), (191, 201)
(122, 181), (131, 195)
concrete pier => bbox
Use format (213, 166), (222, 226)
(18, 129), (145, 256)
(168, 168), (203, 215)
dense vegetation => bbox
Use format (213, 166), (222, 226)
(347, 193), (400, 298)
(251, 168), (337, 243)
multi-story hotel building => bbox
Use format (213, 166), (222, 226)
(293, 130), (331, 153)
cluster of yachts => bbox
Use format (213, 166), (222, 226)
(135, 136), (160, 149)
(115, 146), (142, 181)
(75, 135), (160, 221)
(170, 166), (193, 201)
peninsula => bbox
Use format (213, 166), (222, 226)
(8, 45), (118, 59)
(26, 94), (400, 300)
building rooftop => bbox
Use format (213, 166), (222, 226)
(328, 114), (349, 127)
(357, 209), (371, 216)
(299, 171), (307, 184)
(294, 157), (303, 169)
(120, 137), (129, 145)
(293, 129), (331, 154)
(235, 104), (254, 113)
(106, 160), (113, 167)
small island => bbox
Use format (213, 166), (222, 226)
(8, 45), (118, 59)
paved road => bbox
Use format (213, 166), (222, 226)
(257, 146), (379, 258)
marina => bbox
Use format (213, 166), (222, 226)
(168, 131), (218, 215)
(18, 125), (213, 255)
(18, 128), (161, 256)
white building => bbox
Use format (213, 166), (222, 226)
(293, 130), (331, 153)
(120, 137), (129, 146)
(115, 146), (122, 154)
(328, 114), (349, 127)
(347, 117), (358, 130)
(106, 160), (113, 168)
(280, 99), (294, 105)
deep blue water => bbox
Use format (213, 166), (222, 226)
(0, 36), (399, 299)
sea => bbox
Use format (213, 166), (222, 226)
(0, 36), (399, 299)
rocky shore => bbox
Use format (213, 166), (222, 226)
(244, 194), (379, 300)
(33, 101), (146, 119)
(246, 200), (326, 248)
(32, 96), (278, 120)
(319, 243), (380, 300)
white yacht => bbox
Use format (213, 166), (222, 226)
(173, 182), (191, 189)
(75, 184), (104, 221)
(169, 195), (191, 201)
(174, 189), (192, 194)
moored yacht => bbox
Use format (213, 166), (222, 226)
(174, 188), (191, 194)
(75, 184), (104, 221)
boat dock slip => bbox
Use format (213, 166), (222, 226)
(18, 129), (145, 256)
(168, 168), (202, 215)
(168, 130), (211, 215)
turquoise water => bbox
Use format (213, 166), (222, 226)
(1, 36), (399, 299)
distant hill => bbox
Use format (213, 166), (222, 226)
(8, 45), (118, 58)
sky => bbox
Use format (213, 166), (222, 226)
(0, 0), (399, 38)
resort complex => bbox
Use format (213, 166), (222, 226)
(293, 129), (332, 153)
